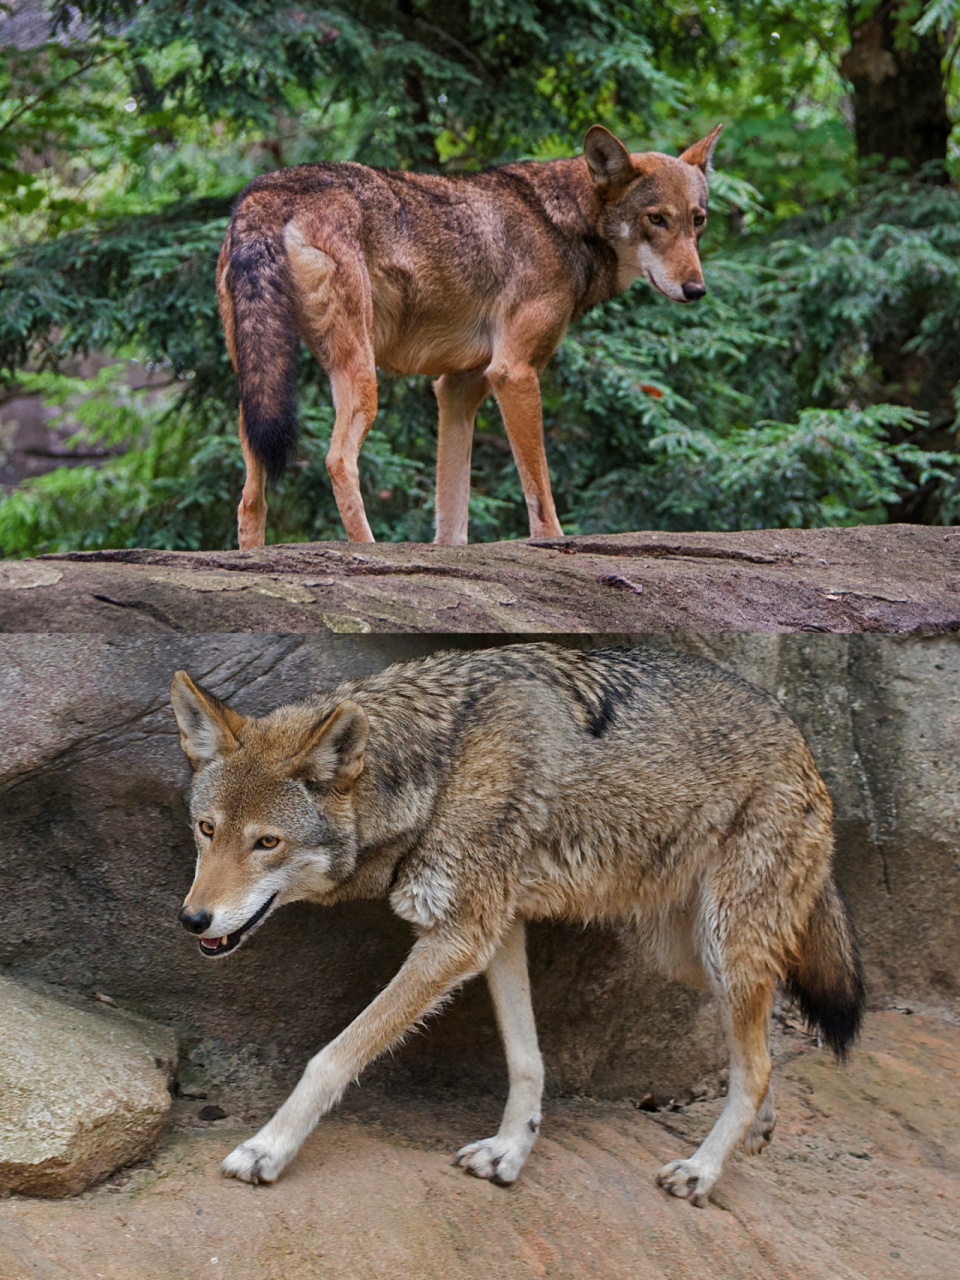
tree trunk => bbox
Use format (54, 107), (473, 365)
(842, 1), (951, 178)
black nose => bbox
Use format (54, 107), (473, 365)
(682, 280), (707, 301)
(179, 906), (212, 935)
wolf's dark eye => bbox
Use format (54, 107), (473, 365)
(694, 213), (706, 227)
(647, 213), (665, 226)
(198, 820), (214, 838)
(256, 835), (280, 850)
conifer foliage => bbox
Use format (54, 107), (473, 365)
(0, 0), (957, 552)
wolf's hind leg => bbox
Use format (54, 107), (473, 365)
(743, 1011), (776, 1154)
(288, 224), (379, 543)
(221, 929), (488, 1185)
(657, 978), (773, 1207)
(743, 1082), (776, 1154)
(237, 409), (268, 549)
(433, 367), (490, 546)
(218, 250), (268, 550)
(325, 353), (378, 542)
(456, 918), (543, 1185)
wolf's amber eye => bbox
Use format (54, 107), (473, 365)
(647, 213), (665, 226)
(694, 214), (706, 227)
(256, 835), (280, 850)
(198, 820), (214, 838)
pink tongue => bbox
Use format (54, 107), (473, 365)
(201, 937), (221, 948)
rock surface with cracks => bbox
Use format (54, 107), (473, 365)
(0, 977), (177, 1197)
(0, 631), (958, 1114)
(1, 525), (958, 633)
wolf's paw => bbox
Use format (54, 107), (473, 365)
(221, 1138), (287, 1185)
(743, 1108), (777, 1155)
(656, 1158), (717, 1208)
(455, 1134), (532, 1185)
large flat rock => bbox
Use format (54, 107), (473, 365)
(0, 978), (177, 1197)
(1, 525), (958, 632)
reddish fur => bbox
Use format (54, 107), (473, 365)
(217, 126), (722, 547)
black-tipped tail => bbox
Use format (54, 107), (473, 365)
(786, 877), (865, 1060)
(227, 219), (299, 484)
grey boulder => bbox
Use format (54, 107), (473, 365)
(0, 977), (176, 1197)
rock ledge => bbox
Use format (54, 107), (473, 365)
(1, 525), (957, 632)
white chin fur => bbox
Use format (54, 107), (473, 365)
(205, 885), (284, 938)
(656, 283), (688, 303)
(634, 246), (686, 303)
(644, 270), (686, 303)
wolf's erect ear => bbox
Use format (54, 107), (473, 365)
(679, 123), (723, 175)
(170, 671), (246, 770)
(291, 700), (369, 790)
(584, 126), (635, 195)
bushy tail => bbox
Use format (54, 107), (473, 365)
(225, 215), (299, 484)
(786, 877), (865, 1060)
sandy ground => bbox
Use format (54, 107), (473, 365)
(1, 1009), (957, 1280)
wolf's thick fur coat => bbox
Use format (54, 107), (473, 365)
(216, 125), (722, 548)
(172, 643), (863, 1206)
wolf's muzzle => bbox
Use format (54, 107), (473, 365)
(194, 893), (278, 959)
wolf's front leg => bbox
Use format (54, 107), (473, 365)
(485, 351), (564, 541)
(222, 930), (485, 1184)
(456, 918), (544, 1185)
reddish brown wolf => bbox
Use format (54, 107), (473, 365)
(216, 124), (722, 547)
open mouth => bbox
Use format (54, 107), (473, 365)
(198, 893), (277, 958)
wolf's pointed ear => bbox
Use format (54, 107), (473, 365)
(291, 700), (369, 790)
(170, 671), (246, 770)
(679, 123), (723, 175)
(584, 126), (635, 195)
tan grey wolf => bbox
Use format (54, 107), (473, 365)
(171, 642), (863, 1207)
(217, 124), (722, 549)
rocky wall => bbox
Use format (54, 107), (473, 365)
(0, 634), (956, 1107)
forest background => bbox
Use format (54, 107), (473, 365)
(0, 0), (959, 553)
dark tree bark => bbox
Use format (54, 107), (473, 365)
(841, 1), (951, 178)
